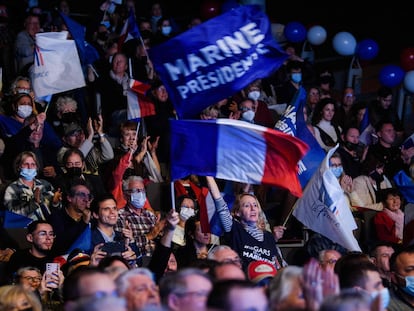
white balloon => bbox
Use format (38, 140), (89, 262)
(307, 25), (327, 45)
(404, 70), (414, 93)
(332, 31), (357, 56)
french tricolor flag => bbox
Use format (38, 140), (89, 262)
(170, 119), (309, 198)
(127, 79), (156, 121)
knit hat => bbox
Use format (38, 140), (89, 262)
(247, 260), (277, 284)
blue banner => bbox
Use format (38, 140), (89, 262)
(149, 5), (288, 118)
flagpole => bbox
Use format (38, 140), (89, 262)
(170, 181), (175, 211)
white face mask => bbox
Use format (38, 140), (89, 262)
(248, 90), (261, 101)
(179, 207), (195, 221)
(242, 110), (255, 122)
(370, 287), (390, 309)
(17, 105), (33, 119)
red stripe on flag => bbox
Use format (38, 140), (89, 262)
(262, 128), (308, 198)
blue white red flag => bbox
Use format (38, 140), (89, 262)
(149, 5), (288, 118)
(292, 145), (361, 251)
(274, 87), (325, 188)
(359, 107), (375, 145)
(127, 79), (155, 121)
(170, 118), (308, 198)
(118, 9), (141, 51)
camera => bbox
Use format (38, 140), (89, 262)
(101, 241), (127, 256)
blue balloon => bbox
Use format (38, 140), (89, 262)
(332, 32), (357, 56)
(284, 21), (306, 43)
(221, 0), (240, 12)
(379, 65), (404, 88)
(356, 39), (379, 61)
(404, 70), (414, 93)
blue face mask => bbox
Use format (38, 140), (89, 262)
(402, 275), (414, 297)
(330, 166), (343, 178)
(291, 73), (302, 83)
(370, 288), (390, 309)
(162, 26), (172, 36)
(20, 168), (37, 181)
(130, 192), (146, 209)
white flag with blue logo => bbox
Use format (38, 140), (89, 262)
(32, 31), (85, 97)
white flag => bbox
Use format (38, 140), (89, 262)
(292, 145), (361, 252)
(32, 31), (85, 97)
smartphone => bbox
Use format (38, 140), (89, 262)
(45, 262), (59, 286)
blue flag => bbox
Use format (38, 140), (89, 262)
(66, 224), (92, 255)
(394, 170), (414, 203)
(149, 5), (288, 118)
(274, 87), (325, 188)
(59, 12), (100, 66)
(2, 211), (32, 228)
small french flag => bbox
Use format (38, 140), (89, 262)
(127, 79), (156, 121)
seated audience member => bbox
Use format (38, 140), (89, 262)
(209, 262), (246, 282)
(57, 116), (114, 177)
(0, 284), (43, 311)
(247, 260), (277, 288)
(61, 266), (117, 311)
(158, 267), (213, 311)
(369, 241), (395, 287)
(90, 193), (140, 266)
(207, 245), (242, 268)
(4, 151), (60, 220)
(54, 148), (106, 199)
(70, 294), (126, 311)
(319, 249), (342, 271)
(388, 245), (414, 310)
(174, 214), (211, 269)
(7, 220), (57, 282)
(97, 255), (130, 280)
(49, 95), (81, 138)
(374, 188), (405, 245)
(319, 289), (374, 311)
(47, 180), (93, 256)
(172, 195), (197, 248)
(115, 267), (161, 311)
(207, 279), (268, 311)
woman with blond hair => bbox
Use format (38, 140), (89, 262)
(0, 284), (42, 311)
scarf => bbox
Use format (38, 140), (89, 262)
(110, 70), (129, 96)
(383, 208), (404, 240)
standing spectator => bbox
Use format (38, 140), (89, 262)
(115, 175), (161, 257)
(275, 60), (303, 106)
(172, 195), (196, 248)
(318, 249), (342, 271)
(369, 241), (395, 288)
(303, 85), (320, 124)
(336, 125), (365, 178)
(334, 87), (356, 129)
(14, 12), (41, 74)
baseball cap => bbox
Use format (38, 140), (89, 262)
(247, 260), (277, 284)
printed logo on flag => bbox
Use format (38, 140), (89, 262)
(34, 46), (44, 67)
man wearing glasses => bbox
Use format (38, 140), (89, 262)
(48, 180), (93, 256)
(115, 175), (161, 259)
(6, 220), (56, 283)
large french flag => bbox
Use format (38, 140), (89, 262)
(170, 119), (309, 198)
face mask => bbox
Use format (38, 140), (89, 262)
(66, 167), (82, 177)
(20, 168), (37, 181)
(370, 288), (390, 309)
(242, 110), (255, 122)
(180, 207), (195, 221)
(161, 26), (172, 36)
(291, 73), (302, 83)
(370, 171), (384, 183)
(100, 21), (111, 29)
(402, 275), (414, 297)
(344, 141), (359, 151)
(130, 192), (146, 209)
(17, 105), (33, 119)
(248, 91), (260, 101)
(330, 166), (343, 178)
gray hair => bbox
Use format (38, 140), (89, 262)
(115, 267), (154, 295)
(55, 96), (78, 113)
(269, 265), (303, 308)
(122, 175), (145, 192)
(16, 266), (41, 277)
(207, 245), (235, 260)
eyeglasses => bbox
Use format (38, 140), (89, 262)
(75, 192), (94, 201)
(35, 231), (56, 238)
(125, 188), (146, 194)
(221, 258), (242, 266)
(22, 276), (42, 282)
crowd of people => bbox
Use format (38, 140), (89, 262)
(0, 1), (414, 311)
